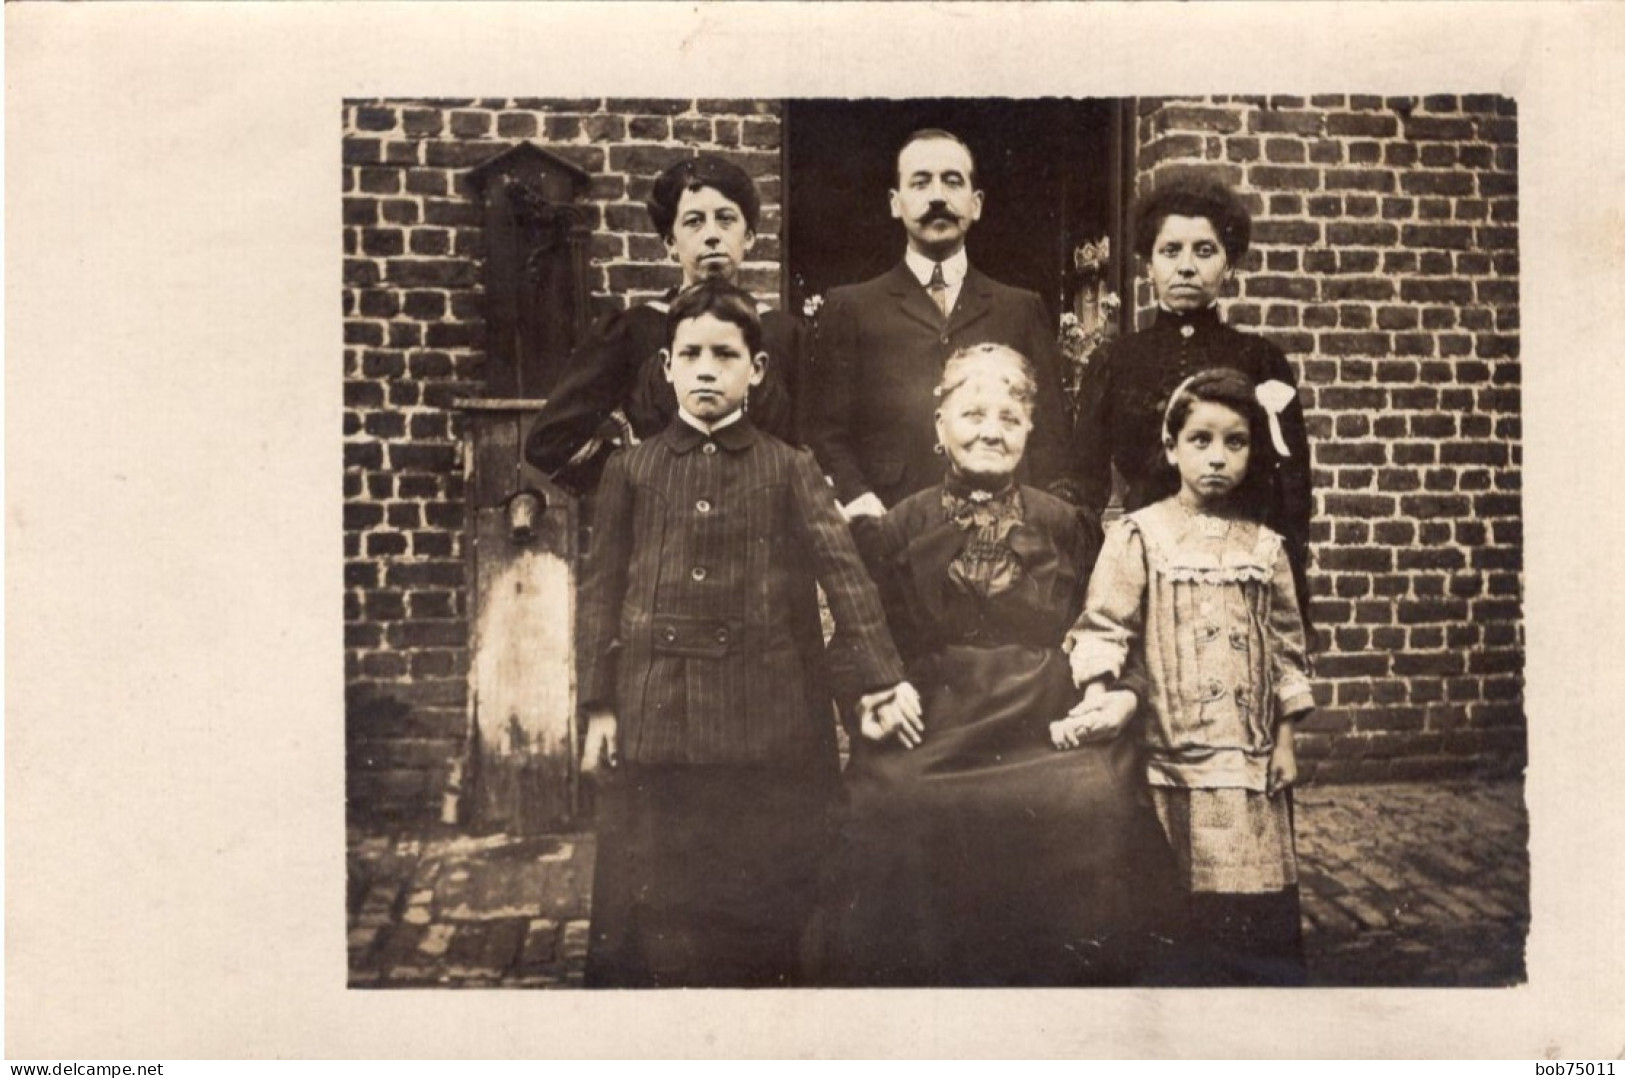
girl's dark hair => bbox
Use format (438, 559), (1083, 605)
(1132, 173), (1252, 263)
(665, 280), (764, 356)
(1157, 367), (1278, 517)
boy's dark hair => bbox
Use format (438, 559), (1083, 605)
(1156, 367), (1278, 516)
(646, 155), (761, 242)
(1132, 173), (1252, 263)
(895, 127), (979, 188)
(665, 280), (764, 356)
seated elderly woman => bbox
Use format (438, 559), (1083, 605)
(821, 344), (1182, 988)
(1072, 173), (1314, 628)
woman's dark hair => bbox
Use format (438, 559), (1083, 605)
(646, 154), (761, 242)
(1132, 173), (1252, 263)
(1156, 367), (1278, 516)
(665, 280), (764, 356)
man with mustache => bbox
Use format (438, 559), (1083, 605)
(805, 129), (1076, 525)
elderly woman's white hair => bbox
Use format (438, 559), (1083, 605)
(933, 343), (1039, 412)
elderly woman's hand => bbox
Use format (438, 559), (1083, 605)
(1049, 690), (1136, 750)
(858, 682), (926, 749)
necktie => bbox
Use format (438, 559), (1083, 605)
(928, 262), (950, 321)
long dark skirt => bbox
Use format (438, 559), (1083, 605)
(584, 764), (837, 988)
(822, 644), (1185, 987)
(1167, 887), (1308, 987)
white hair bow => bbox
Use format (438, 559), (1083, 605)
(1255, 379), (1296, 458)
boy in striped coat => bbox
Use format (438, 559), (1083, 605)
(576, 281), (916, 987)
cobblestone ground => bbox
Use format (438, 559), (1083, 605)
(347, 833), (595, 987)
(347, 778), (1528, 988)
(1295, 780), (1529, 987)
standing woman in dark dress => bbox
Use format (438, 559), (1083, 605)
(524, 154), (802, 494)
(1073, 175), (1315, 628)
(823, 344), (1183, 987)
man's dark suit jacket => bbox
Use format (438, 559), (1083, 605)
(805, 262), (1075, 510)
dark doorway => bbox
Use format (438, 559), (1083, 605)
(783, 98), (1130, 328)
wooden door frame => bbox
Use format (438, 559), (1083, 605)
(1107, 97), (1140, 336)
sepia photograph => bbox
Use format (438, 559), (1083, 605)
(342, 94), (1526, 991)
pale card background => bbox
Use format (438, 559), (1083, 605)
(6, 0), (1624, 1060)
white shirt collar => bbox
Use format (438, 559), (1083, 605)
(678, 406), (745, 435)
(904, 246), (969, 289)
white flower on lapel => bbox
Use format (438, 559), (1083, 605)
(1254, 379), (1297, 458)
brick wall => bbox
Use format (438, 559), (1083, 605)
(344, 94), (1525, 821)
(1135, 95), (1524, 783)
(343, 98), (784, 820)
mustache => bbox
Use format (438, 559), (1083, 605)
(920, 205), (960, 224)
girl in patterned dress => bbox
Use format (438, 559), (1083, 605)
(1059, 367), (1315, 985)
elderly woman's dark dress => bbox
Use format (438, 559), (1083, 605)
(823, 475), (1182, 987)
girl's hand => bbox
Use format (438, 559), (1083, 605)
(1267, 724), (1298, 798)
(580, 709), (619, 774)
(1088, 689), (1136, 739)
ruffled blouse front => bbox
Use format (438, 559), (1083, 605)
(940, 475), (1026, 600)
